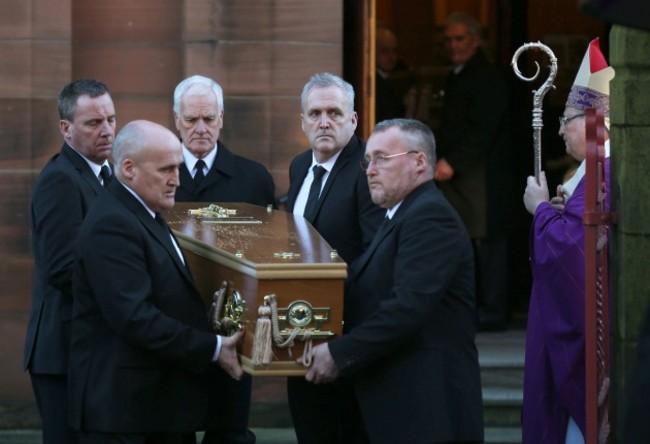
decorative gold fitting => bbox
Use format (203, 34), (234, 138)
(277, 329), (335, 340)
(211, 282), (246, 335)
(277, 300), (331, 331)
(273, 251), (301, 259)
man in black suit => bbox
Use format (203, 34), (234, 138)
(375, 27), (406, 123)
(23, 78), (116, 444)
(173, 74), (270, 444)
(173, 74), (275, 208)
(285, 72), (384, 443)
(435, 11), (512, 330)
(69, 120), (243, 444)
(307, 119), (484, 444)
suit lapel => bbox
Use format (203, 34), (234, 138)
(110, 181), (195, 284)
(145, 213), (194, 283)
(196, 142), (237, 194)
(61, 144), (103, 195)
(309, 136), (359, 220)
(351, 216), (393, 276)
(286, 153), (311, 212)
(350, 182), (430, 277)
(178, 163), (195, 194)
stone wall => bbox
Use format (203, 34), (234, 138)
(0, 0), (342, 408)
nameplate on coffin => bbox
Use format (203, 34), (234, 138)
(165, 202), (346, 376)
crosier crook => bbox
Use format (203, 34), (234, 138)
(511, 42), (558, 184)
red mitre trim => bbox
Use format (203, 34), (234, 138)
(589, 38), (609, 73)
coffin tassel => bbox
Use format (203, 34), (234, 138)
(252, 304), (273, 366)
(254, 294), (313, 366)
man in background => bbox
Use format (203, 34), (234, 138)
(375, 27), (406, 123)
(435, 11), (512, 330)
(23, 78), (116, 444)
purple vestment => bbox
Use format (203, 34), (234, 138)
(522, 160), (610, 443)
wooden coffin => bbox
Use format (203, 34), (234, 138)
(165, 202), (346, 376)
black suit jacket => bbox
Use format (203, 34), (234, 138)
(328, 181), (484, 443)
(23, 143), (105, 374)
(285, 135), (384, 264)
(437, 48), (511, 238)
(375, 71), (405, 123)
(69, 180), (216, 433)
(175, 141), (276, 207)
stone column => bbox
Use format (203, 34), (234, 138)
(609, 24), (650, 442)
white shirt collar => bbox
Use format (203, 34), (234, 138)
(182, 144), (218, 173)
(311, 149), (342, 172)
(120, 183), (156, 218)
(562, 139), (610, 198)
(385, 202), (403, 219)
(67, 144), (110, 179)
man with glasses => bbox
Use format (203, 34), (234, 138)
(285, 72), (384, 443)
(522, 38), (614, 444)
(305, 118), (484, 444)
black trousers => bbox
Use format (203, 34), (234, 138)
(199, 367), (255, 444)
(30, 372), (79, 444)
(474, 235), (509, 321)
(287, 376), (368, 444)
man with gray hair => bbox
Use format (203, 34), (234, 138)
(306, 118), (484, 444)
(172, 74), (275, 208)
(285, 72), (384, 443)
(436, 11), (512, 331)
(172, 74), (267, 444)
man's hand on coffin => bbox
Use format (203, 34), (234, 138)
(305, 343), (339, 384)
(218, 329), (244, 380)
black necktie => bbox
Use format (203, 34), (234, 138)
(304, 165), (327, 223)
(155, 213), (185, 264)
(99, 165), (111, 187)
(194, 159), (206, 186)
(154, 213), (169, 233)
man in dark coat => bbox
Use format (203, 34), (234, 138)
(172, 75), (275, 444)
(23, 78), (116, 444)
(285, 72), (384, 443)
(173, 75), (275, 208)
(435, 11), (512, 330)
(306, 119), (484, 444)
(69, 120), (243, 443)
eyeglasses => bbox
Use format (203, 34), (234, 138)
(360, 151), (419, 171)
(558, 113), (585, 126)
